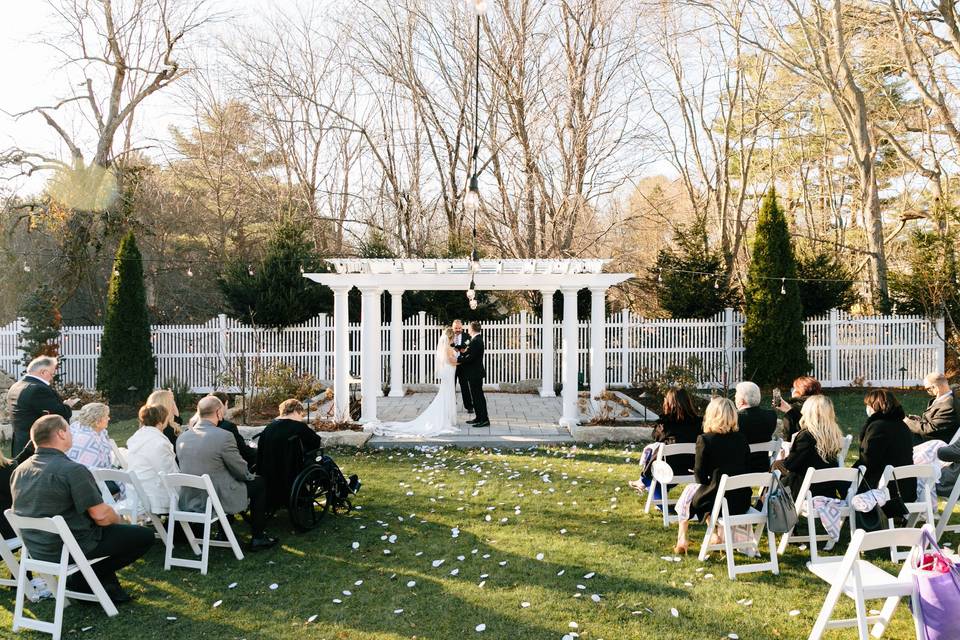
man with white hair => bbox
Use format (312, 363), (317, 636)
(734, 381), (778, 472)
(906, 372), (959, 443)
(7, 356), (79, 458)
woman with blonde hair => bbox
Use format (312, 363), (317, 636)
(773, 395), (846, 499)
(147, 389), (182, 448)
(673, 397), (750, 554)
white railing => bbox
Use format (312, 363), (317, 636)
(0, 309), (945, 392)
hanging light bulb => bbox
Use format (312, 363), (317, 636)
(713, 276), (719, 290)
(464, 188), (480, 216)
(22, 262), (30, 273)
(187, 267), (194, 278)
(466, 277), (477, 300)
(247, 264), (255, 277)
(469, 298), (478, 310)
(473, 0), (488, 14)
(657, 269), (662, 283)
(299, 264), (305, 275)
(113, 267), (120, 277)
(780, 277), (786, 295)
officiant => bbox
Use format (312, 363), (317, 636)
(451, 319), (474, 413)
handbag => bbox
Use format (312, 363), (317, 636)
(913, 528), (960, 640)
(766, 472), (798, 534)
(652, 460), (674, 485)
(854, 471), (886, 532)
(881, 470), (909, 522)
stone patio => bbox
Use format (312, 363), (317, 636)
(368, 392), (573, 448)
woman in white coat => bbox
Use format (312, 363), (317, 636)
(125, 403), (179, 513)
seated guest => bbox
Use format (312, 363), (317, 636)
(935, 436), (960, 498)
(735, 381), (778, 472)
(673, 397), (750, 554)
(7, 356), (79, 457)
(66, 402), (115, 470)
(256, 399), (324, 509)
(126, 404), (179, 514)
(146, 389), (182, 449)
(776, 375), (822, 442)
(176, 396), (278, 551)
(773, 395), (846, 499)
(211, 391), (256, 470)
(905, 372), (959, 443)
(11, 415), (154, 603)
(854, 389), (916, 502)
(628, 388), (701, 495)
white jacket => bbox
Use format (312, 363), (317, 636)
(125, 426), (179, 513)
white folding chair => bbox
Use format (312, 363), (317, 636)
(935, 476), (960, 539)
(644, 443), (696, 527)
(777, 466), (861, 563)
(749, 439), (782, 471)
(807, 525), (930, 640)
(108, 439), (128, 470)
(91, 468), (180, 548)
(161, 473), (244, 575)
(698, 471), (780, 580)
(838, 434), (853, 468)
(0, 536), (38, 601)
(878, 464), (937, 561)
(4, 509), (117, 640)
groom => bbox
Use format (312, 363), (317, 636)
(458, 321), (489, 428)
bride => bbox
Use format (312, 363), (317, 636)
(373, 327), (460, 437)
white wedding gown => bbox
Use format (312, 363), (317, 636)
(373, 339), (459, 438)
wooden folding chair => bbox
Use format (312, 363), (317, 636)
(161, 473), (244, 575)
(749, 439), (782, 471)
(4, 509), (117, 640)
(644, 443), (696, 527)
(878, 464), (937, 561)
(698, 471), (780, 580)
(777, 466), (860, 563)
(807, 525), (930, 640)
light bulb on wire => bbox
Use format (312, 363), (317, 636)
(780, 278), (786, 295)
(22, 262), (30, 273)
(187, 267), (194, 278)
(471, 0), (487, 15)
(469, 298), (478, 310)
(247, 265), (255, 277)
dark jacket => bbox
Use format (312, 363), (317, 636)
(782, 399), (804, 442)
(653, 415), (702, 475)
(162, 414), (184, 450)
(774, 430), (843, 500)
(936, 438), (960, 498)
(853, 406), (917, 502)
(256, 418), (324, 508)
(915, 391), (960, 443)
(458, 333), (486, 380)
(7, 376), (72, 456)
(218, 419), (257, 470)
(690, 431), (751, 519)
(738, 406), (778, 473)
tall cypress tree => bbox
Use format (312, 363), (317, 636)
(97, 231), (156, 403)
(742, 188), (810, 386)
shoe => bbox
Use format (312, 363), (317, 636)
(65, 574), (94, 595)
(466, 418), (479, 424)
(212, 523), (229, 542)
(249, 535), (279, 552)
(104, 582), (134, 604)
(348, 474), (361, 494)
(471, 420), (491, 428)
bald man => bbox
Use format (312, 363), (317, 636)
(176, 396), (278, 551)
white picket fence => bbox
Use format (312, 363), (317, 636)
(0, 309), (945, 393)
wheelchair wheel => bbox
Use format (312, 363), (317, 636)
(289, 465), (331, 531)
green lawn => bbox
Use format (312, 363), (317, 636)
(0, 391), (947, 639)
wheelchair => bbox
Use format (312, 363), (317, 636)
(284, 437), (353, 531)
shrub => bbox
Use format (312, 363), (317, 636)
(249, 362), (325, 417)
(18, 284), (62, 369)
(796, 250), (858, 317)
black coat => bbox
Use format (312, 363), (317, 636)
(458, 333), (485, 380)
(853, 406), (917, 502)
(738, 406), (778, 473)
(256, 418), (324, 508)
(690, 431), (751, 519)
(7, 376), (72, 455)
(218, 419), (257, 470)
(782, 400), (804, 442)
(774, 430), (843, 500)
(653, 415), (702, 475)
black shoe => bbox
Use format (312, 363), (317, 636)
(104, 582), (134, 604)
(249, 535), (279, 552)
(212, 523), (229, 542)
(471, 420), (491, 428)
(348, 474), (361, 494)
(466, 418), (480, 424)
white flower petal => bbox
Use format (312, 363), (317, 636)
(670, 608), (679, 617)
(269, 583), (279, 590)
(475, 623), (486, 632)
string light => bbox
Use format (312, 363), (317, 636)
(657, 269), (662, 283)
(186, 267), (194, 277)
(247, 265), (255, 277)
(469, 298), (478, 310)
(780, 277), (786, 295)
(713, 276), (719, 290)
(113, 268), (120, 277)
(22, 262), (30, 273)
(299, 264), (305, 275)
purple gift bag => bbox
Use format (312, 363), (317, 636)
(914, 530), (960, 640)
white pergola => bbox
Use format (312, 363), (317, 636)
(304, 258), (633, 427)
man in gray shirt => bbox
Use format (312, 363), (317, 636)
(11, 415), (153, 603)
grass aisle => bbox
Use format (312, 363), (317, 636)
(1, 438), (946, 640)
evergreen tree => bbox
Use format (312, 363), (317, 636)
(218, 221), (332, 328)
(97, 231), (156, 403)
(796, 250), (858, 318)
(742, 188), (810, 386)
(18, 284), (62, 368)
(889, 227), (960, 321)
(651, 222), (739, 318)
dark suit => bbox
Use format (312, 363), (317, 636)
(911, 391), (960, 443)
(452, 330), (473, 411)
(690, 431), (751, 519)
(7, 376), (72, 457)
(737, 406), (778, 473)
(218, 419), (257, 471)
(458, 333), (487, 423)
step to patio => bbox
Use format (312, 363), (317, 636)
(368, 432), (573, 449)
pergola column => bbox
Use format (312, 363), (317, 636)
(560, 286), (580, 427)
(589, 286), (607, 401)
(332, 285), (351, 422)
(359, 286), (382, 423)
(540, 289), (556, 397)
(388, 288), (405, 397)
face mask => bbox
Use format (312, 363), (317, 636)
(865, 406), (874, 417)
(789, 388), (797, 399)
